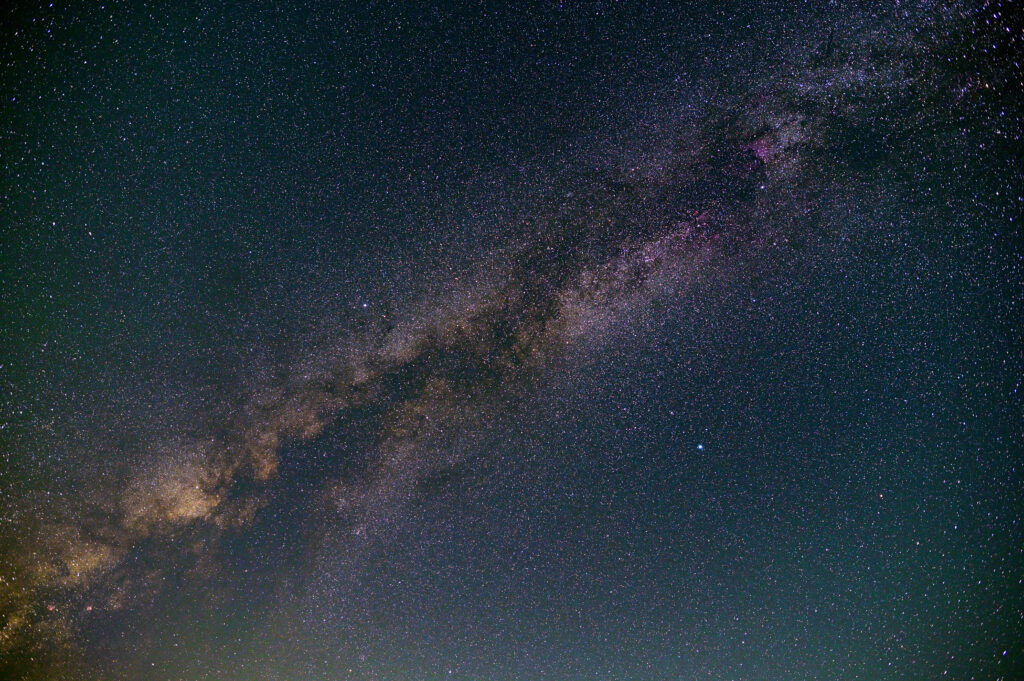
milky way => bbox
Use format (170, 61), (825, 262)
(2, 2), (1022, 679)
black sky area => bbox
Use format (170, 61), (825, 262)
(1, 1), (1023, 680)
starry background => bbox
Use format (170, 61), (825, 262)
(1, 1), (1023, 680)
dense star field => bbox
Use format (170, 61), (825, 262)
(1, 1), (1022, 679)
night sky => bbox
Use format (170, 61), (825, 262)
(2, 1), (1023, 680)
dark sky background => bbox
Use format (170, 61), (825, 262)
(1, 1), (1022, 680)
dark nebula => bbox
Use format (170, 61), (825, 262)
(1, 1), (1021, 680)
